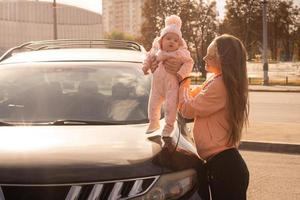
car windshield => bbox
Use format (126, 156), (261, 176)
(0, 62), (151, 124)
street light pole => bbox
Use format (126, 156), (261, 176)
(262, 0), (269, 85)
(53, 0), (58, 40)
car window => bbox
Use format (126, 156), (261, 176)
(0, 62), (151, 124)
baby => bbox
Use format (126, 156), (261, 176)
(142, 15), (194, 137)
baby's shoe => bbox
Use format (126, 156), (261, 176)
(162, 124), (174, 137)
(146, 121), (160, 134)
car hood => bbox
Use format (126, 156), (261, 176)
(0, 124), (170, 184)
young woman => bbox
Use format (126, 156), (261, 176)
(177, 34), (249, 200)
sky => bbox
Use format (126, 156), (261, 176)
(39, 0), (300, 18)
(39, 0), (102, 14)
(40, 0), (225, 16)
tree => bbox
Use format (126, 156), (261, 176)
(104, 31), (136, 41)
(219, 0), (262, 60)
(268, 0), (299, 60)
(292, 6), (300, 61)
(220, 0), (300, 61)
(139, 0), (167, 50)
(182, 0), (218, 76)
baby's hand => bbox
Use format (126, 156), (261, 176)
(142, 66), (149, 75)
(143, 69), (149, 75)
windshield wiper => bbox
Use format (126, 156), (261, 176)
(1, 119), (149, 126)
(49, 119), (125, 125)
(0, 121), (14, 126)
(48, 119), (149, 125)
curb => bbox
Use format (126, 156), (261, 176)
(239, 140), (300, 154)
(249, 89), (300, 93)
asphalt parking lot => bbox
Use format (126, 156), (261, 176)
(242, 150), (300, 200)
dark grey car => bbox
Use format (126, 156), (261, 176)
(0, 40), (202, 200)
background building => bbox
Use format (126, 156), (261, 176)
(102, 0), (145, 37)
(0, 0), (103, 55)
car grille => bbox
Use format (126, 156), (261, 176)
(0, 176), (159, 200)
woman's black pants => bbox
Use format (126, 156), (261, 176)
(197, 148), (249, 200)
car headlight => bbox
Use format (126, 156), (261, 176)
(133, 169), (197, 200)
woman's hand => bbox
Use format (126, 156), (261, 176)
(164, 58), (182, 75)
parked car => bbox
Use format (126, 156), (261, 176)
(0, 39), (202, 200)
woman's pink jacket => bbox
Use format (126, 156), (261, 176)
(179, 75), (234, 159)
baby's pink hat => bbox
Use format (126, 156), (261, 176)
(161, 15), (183, 38)
(154, 15), (187, 49)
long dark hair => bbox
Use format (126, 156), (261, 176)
(214, 34), (249, 146)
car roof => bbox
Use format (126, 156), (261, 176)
(0, 39), (147, 64)
(0, 48), (146, 64)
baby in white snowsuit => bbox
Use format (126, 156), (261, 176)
(142, 15), (194, 137)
